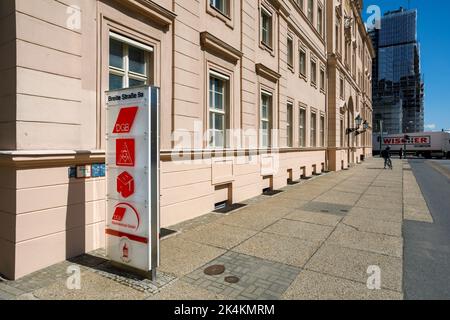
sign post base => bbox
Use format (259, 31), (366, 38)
(110, 261), (157, 282)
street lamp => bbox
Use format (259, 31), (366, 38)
(346, 115), (363, 134)
(355, 120), (369, 136)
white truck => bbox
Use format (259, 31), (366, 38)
(373, 131), (450, 159)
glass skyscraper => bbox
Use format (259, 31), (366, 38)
(370, 8), (424, 134)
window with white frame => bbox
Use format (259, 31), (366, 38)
(320, 68), (325, 91)
(310, 58), (317, 85)
(317, 5), (323, 35)
(340, 77), (344, 99)
(109, 32), (153, 90)
(336, 17), (341, 54)
(209, 70), (230, 148)
(261, 6), (273, 48)
(299, 47), (307, 77)
(260, 91), (272, 147)
(210, 0), (230, 17)
(287, 102), (293, 147)
(307, 0), (314, 24)
(287, 35), (294, 68)
(299, 107), (306, 147)
(320, 115), (325, 147)
(311, 111), (317, 147)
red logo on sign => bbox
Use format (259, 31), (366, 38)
(112, 206), (127, 222)
(117, 172), (135, 198)
(113, 107), (138, 134)
(116, 139), (135, 167)
(112, 202), (141, 231)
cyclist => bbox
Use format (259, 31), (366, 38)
(381, 146), (392, 169)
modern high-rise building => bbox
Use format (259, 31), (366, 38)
(369, 7), (424, 134)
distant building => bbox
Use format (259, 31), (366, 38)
(369, 7), (424, 134)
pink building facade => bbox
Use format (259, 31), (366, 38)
(0, 0), (373, 279)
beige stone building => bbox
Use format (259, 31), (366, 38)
(0, 0), (373, 279)
(326, 0), (374, 171)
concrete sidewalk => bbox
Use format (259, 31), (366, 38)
(1, 158), (422, 300)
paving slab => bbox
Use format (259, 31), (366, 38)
(159, 237), (226, 277)
(178, 223), (257, 250)
(342, 215), (402, 237)
(257, 197), (309, 209)
(216, 206), (292, 231)
(183, 251), (301, 300)
(314, 190), (362, 206)
(355, 198), (403, 211)
(305, 244), (403, 292)
(33, 271), (147, 300)
(264, 219), (334, 242)
(282, 270), (403, 300)
(284, 210), (343, 227)
(347, 206), (403, 223)
(327, 224), (403, 258)
(148, 280), (229, 300)
(232, 232), (320, 268)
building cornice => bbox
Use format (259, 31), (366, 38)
(109, 0), (176, 27)
(0, 150), (106, 169)
(200, 32), (243, 64)
(255, 63), (281, 83)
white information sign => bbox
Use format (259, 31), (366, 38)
(105, 86), (160, 275)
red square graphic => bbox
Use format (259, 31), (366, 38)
(117, 171), (135, 198)
(116, 139), (135, 167)
(112, 207), (126, 222)
(113, 106), (139, 134)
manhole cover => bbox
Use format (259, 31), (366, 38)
(224, 276), (240, 284)
(204, 265), (225, 276)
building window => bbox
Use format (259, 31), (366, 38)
(109, 33), (153, 90)
(336, 17), (341, 54)
(295, 0), (304, 11)
(299, 47), (307, 77)
(317, 5), (323, 35)
(307, 0), (314, 24)
(209, 70), (230, 148)
(299, 107), (306, 147)
(340, 119), (344, 147)
(261, 7), (273, 48)
(320, 115), (325, 147)
(310, 59), (317, 85)
(320, 68), (325, 91)
(287, 35), (294, 69)
(339, 77), (344, 99)
(311, 112), (317, 147)
(260, 91), (272, 147)
(287, 102), (293, 147)
(210, 0), (230, 17)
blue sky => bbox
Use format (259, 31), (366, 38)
(363, 0), (450, 131)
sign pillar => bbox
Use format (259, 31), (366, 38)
(105, 86), (160, 279)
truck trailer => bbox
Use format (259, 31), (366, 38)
(373, 131), (450, 159)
